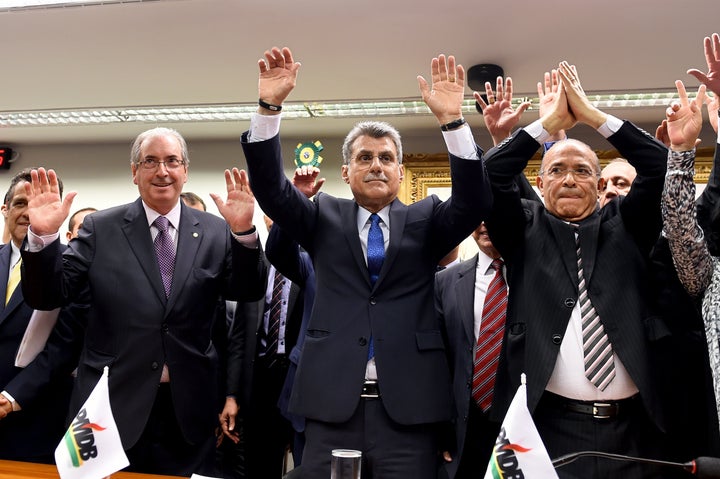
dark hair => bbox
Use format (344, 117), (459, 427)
(4, 168), (64, 205)
(181, 192), (206, 211)
(68, 207), (98, 232)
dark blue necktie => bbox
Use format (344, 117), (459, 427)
(366, 213), (384, 360)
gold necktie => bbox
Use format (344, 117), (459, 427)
(5, 259), (21, 305)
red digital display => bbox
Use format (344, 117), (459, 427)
(0, 147), (12, 169)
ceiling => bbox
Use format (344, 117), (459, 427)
(0, 0), (718, 145)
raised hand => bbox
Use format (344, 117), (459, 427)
(292, 165), (325, 199)
(537, 70), (567, 141)
(418, 54), (465, 125)
(474, 76), (530, 145)
(538, 74), (576, 135)
(687, 33), (720, 97)
(706, 93), (719, 134)
(258, 47), (301, 111)
(210, 168), (255, 232)
(665, 80), (707, 151)
(558, 61), (606, 129)
(23, 168), (76, 236)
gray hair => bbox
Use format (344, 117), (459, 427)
(130, 127), (189, 167)
(341, 121), (402, 165)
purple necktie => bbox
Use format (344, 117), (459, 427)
(153, 216), (175, 298)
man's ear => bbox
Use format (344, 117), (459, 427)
(341, 165), (350, 184)
(597, 177), (607, 198)
(1, 204), (8, 219)
(535, 175), (545, 196)
(398, 164), (404, 182)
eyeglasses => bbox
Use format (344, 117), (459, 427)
(354, 154), (397, 165)
(539, 167), (597, 179)
(136, 158), (185, 170)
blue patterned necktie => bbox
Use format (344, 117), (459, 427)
(366, 213), (385, 360)
(153, 216), (176, 298)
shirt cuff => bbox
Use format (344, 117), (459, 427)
(247, 113), (281, 142)
(524, 119), (552, 145)
(596, 115), (623, 138)
(26, 228), (59, 252)
(441, 124), (479, 160)
(231, 230), (259, 248)
(1, 391), (20, 411)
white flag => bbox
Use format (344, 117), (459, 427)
(55, 366), (129, 479)
(484, 374), (558, 479)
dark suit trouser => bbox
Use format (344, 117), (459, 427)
(453, 401), (501, 479)
(124, 384), (216, 476)
(534, 392), (682, 479)
(302, 397), (440, 479)
(244, 355), (294, 479)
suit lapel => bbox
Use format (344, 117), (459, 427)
(547, 215), (579, 288)
(374, 199), (406, 291)
(577, 213), (601, 284)
(165, 204), (201, 312)
(0, 246), (14, 322)
(456, 255), (479, 345)
(121, 199), (166, 304)
(340, 201), (370, 287)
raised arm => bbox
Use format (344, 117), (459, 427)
(662, 81), (713, 298)
(474, 76), (531, 146)
(417, 54), (467, 127)
(687, 33), (720, 97)
(257, 46), (301, 116)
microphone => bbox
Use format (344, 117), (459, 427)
(552, 451), (720, 478)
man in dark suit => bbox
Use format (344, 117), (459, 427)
(435, 223), (504, 479)
(240, 47), (491, 478)
(0, 128), (266, 476)
(484, 62), (670, 478)
(0, 169), (73, 463)
(222, 216), (304, 478)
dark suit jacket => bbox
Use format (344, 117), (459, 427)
(645, 140), (720, 459)
(226, 258), (303, 413)
(266, 224), (316, 433)
(697, 140), (720, 255)
(484, 122), (668, 429)
(14, 199), (266, 449)
(242, 132), (491, 425)
(435, 253), (487, 478)
(0, 244), (73, 461)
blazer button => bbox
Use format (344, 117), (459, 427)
(563, 298), (575, 308)
(369, 297), (377, 305)
(162, 323), (169, 333)
(552, 334), (562, 345)
(151, 361), (159, 370)
(466, 379), (472, 388)
(358, 337), (368, 346)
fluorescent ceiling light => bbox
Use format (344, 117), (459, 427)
(0, 89), (704, 128)
(0, 0), (155, 11)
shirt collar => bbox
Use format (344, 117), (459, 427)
(356, 204), (391, 231)
(142, 200), (182, 230)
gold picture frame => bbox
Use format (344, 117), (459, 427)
(399, 147), (716, 204)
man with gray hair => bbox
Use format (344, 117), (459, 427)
(1, 127), (267, 476)
(239, 47), (491, 479)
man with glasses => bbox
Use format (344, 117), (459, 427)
(484, 62), (671, 478)
(239, 47), (491, 479)
(1, 127), (267, 476)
